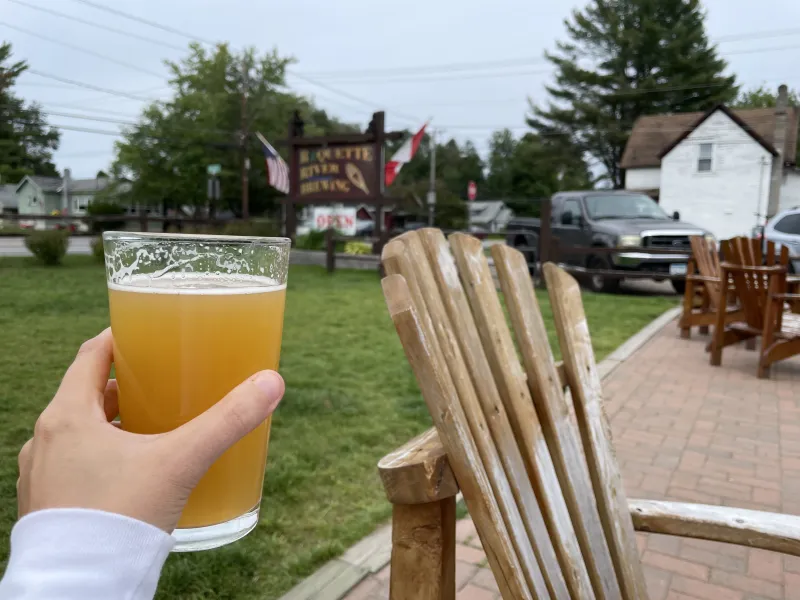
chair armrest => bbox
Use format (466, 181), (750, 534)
(378, 428), (459, 505)
(630, 499), (800, 557)
(720, 263), (787, 274)
(687, 275), (720, 283)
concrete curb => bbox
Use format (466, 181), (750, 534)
(278, 304), (682, 600)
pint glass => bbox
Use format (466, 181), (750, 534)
(102, 232), (290, 551)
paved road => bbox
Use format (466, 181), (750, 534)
(0, 235), (677, 296)
(0, 236), (92, 257)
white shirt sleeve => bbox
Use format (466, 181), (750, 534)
(0, 509), (174, 600)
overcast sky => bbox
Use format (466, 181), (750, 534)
(5, 0), (800, 179)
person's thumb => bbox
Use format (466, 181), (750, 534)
(166, 371), (285, 483)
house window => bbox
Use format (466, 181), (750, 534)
(74, 196), (90, 211)
(698, 143), (713, 172)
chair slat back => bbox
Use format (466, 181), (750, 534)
(689, 235), (721, 305)
(722, 237), (789, 331)
(382, 229), (645, 600)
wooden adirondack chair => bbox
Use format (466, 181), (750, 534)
(679, 235), (743, 339)
(378, 229), (800, 600)
(710, 236), (800, 378)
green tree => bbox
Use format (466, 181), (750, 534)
(111, 43), (357, 217)
(732, 85), (800, 109)
(484, 129), (592, 214)
(0, 42), (59, 183)
(530, 0), (737, 188)
(390, 132), (485, 201)
(485, 129), (518, 198)
(732, 85), (800, 165)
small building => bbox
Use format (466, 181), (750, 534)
(621, 85), (800, 240)
(468, 200), (514, 233)
(15, 169), (135, 229)
(0, 184), (17, 215)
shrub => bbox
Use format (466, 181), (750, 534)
(344, 241), (371, 255)
(295, 230), (327, 250)
(24, 230), (69, 265)
(87, 200), (126, 233)
(222, 219), (279, 238)
(90, 236), (105, 263)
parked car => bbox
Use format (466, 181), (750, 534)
(506, 190), (713, 294)
(763, 207), (800, 273)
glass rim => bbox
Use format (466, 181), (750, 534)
(102, 231), (291, 246)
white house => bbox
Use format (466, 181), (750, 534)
(621, 86), (800, 240)
(468, 200), (514, 233)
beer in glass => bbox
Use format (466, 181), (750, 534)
(103, 232), (290, 551)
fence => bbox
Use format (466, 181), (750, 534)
(7, 206), (695, 286)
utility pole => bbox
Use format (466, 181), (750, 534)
(427, 128), (436, 227)
(240, 57), (250, 220)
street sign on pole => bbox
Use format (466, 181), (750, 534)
(207, 164), (222, 176)
(426, 191), (437, 206)
(467, 180), (477, 201)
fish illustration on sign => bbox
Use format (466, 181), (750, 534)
(346, 163), (370, 195)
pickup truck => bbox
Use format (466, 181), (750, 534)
(506, 190), (713, 294)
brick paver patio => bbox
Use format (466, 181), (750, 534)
(344, 319), (800, 600)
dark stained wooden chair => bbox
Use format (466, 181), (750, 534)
(710, 236), (800, 378)
(679, 235), (743, 338)
(378, 229), (800, 599)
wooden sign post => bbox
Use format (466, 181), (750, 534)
(284, 111), (400, 251)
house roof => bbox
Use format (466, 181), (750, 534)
(469, 200), (511, 225)
(620, 105), (800, 169)
(67, 178), (112, 193)
(19, 176), (62, 193)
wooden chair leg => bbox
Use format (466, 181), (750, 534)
(390, 497), (456, 600)
(698, 285), (711, 335)
(746, 338), (757, 351)
(710, 272), (731, 366)
(680, 276), (696, 339)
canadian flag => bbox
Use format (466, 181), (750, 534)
(384, 123), (428, 187)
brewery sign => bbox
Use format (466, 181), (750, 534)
(296, 144), (376, 200)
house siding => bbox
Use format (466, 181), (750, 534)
(779, 172), (800, 213)
(659, 110), (773, 240)
(625, 168), (661, 191)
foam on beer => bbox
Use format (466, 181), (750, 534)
(108, 272), (285, 295)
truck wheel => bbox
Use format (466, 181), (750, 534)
(586, 255), (620, 294)
(514, 236), (538, 276)
(671, 279), (686, 295)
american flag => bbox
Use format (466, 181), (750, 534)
(256, 132), (290, 194)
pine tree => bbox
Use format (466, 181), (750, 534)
(529, 0), (737, 188)
(0, 42), (60, 183)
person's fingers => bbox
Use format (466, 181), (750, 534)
(17, 439), (32, 519)
(55, 329), (114, 410)
(18, 439), (32, 474)
(103, 379), (119, 422)
(166, 371), (285, 481)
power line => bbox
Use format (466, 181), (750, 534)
(0, 21), (166, 78)
(24, 70), (159, 102)
(297, 57), (550, 79)
(6, 0), (187, 52)
(64, 0), (423, 125)
(287, 68), (553, 86)
(69, 0), (217, 45)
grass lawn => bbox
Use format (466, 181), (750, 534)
(0, 256), (676, 599)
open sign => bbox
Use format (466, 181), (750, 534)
(311, 207), (358, 236)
